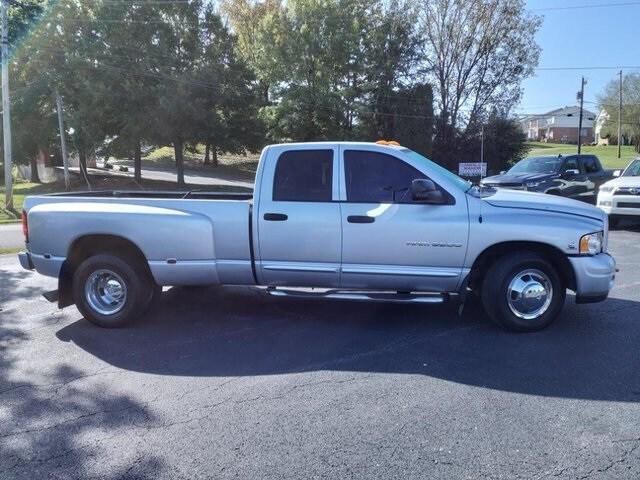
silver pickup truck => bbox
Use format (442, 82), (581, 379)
(18, 142), (616, 332)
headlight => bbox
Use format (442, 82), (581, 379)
(579, 232), (603, 255)
(599, 185), (614, 193)
(525, 181), (541, 188)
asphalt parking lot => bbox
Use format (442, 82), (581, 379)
(1, 226), (639, 479)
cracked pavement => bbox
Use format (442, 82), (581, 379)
(1, 227), (640, 479)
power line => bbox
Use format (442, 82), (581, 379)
(535, 65), (640, 71)
(530, 1), (640, 12)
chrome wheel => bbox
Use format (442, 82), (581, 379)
(506, 269), (553, 320)
(84, 269), (128, 315)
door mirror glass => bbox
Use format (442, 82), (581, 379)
(613, 169), (622, 177)
(411, 179), (444, 203)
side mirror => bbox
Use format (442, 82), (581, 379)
(564, 169), (580, 176)
(499, 170), (506, 175)
(613, 169), (622, 177)
(411, 179), (445, 203)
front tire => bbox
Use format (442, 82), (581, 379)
(72, 254), (150, 328)
(481, 252), (565, 332)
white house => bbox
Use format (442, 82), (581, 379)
(520, 106), (595, 144)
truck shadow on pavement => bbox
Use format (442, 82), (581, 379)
(56, 285), (640, 403)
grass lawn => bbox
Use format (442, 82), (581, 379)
(0, 247), (22, 255)
(526, 142), (638, 170)
(0, 182), (63, 223)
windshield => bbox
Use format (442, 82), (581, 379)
(405, 150), (472, 192)
(508, 156), (562, 174)
(623, 159), (640, 176)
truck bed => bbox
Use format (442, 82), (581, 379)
(23, 191), (256, 287)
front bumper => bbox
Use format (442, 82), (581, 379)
(569, 253), (616, 303)
(597, 193), (640, 216)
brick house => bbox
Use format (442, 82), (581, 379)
(520, 106), (595, 144)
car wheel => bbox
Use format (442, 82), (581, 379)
(481, 252), (565, 332)
(608, 215), (620, 229)
(72, 253), (150, 328)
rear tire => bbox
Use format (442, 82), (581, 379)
(73, 254), (150, 328)
(481, 252), (565, 332)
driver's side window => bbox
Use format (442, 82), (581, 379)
(344, 150), (427, 203)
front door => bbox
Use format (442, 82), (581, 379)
(339, 148), (468, 292)
(256, 147), (341, 287)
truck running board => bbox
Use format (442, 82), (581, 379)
(265, 287), (448, 304)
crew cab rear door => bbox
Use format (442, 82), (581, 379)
(255, 146), (341, 287)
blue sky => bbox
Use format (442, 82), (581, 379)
(518, 0), (640, 116)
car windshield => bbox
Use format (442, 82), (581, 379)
(404, 150), (472, 192)
(623, 159), (640, 176)
(508, 156), (562, 174)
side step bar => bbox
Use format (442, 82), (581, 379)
(265, 287), (449, 304)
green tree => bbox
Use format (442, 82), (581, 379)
(420, 0), (541, 168)
(1, 0), (47, 183)
(259, 0), (368, 141)
(460, 113), (529, 175)
(356, 0), (431, 152)
(598, 73), (640, 152)
(197, 6), (264, 167)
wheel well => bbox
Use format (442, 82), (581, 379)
(58, 234), (152, 308)
(468, 241), (576, 292)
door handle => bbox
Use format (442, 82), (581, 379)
(264, 213), (288, 221)
(347, 215), (375, 224)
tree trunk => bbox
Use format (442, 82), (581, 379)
(134, 140), (142, 183)
(211, 146), (218, 167)
(204, 143), (210, 165)
(174, 139), (185, 186)
(30, 153), (41, 183)
(79, 149), (87, 172)
(78, 148), (92, 189)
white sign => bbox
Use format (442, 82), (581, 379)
(458, 162), (487, 177)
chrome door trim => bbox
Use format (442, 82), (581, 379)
(340, 264), (460, 277)
(261, 261), (340, 273)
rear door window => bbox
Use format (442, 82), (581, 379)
(273, 150), (333, 201)
(581, 156), (600, 173)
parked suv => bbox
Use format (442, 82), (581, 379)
(481, 154), (614, 203)
(597, 158), (640, 226)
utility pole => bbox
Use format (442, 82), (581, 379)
(1, 0), (13, 211)
(55, 90), (70, 190)
(577, 77), (586, 155)
(617, 70), (623, 159)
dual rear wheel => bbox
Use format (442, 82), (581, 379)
(72, 254), (160, 328)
